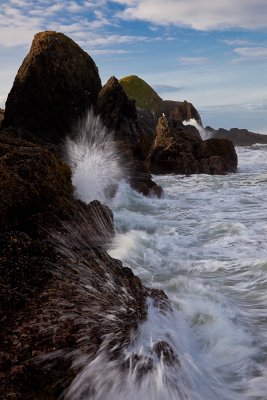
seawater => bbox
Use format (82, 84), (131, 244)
(108, 145), (267, 400)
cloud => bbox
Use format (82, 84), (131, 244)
(222, 39), (253, 46)
(152, 84), (184, 94)
(88, 49), (130, 55)
(112, 0), (267, 30)
(178, 56), (207, 65)
(234, 47), (267, 59)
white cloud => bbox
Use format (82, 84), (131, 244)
(234, 47), (267, 59)
(178, 56), (207, 65)
(89, 49), (130, 55)
(112, 0), (267, 30)
(222, 39), (253, 46)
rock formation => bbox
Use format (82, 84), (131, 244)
(149, 116), (237, 175)
(119, 75), (202, 128)
(97, 76), (163, 197)
(3, 31), (101, 145)
(0, 32), (171, 399)
(206, 126), (267, 146)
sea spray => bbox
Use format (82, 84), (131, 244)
(65, 109), (126, 205)
(183, 118), (212, 140)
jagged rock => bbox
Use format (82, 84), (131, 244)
(0, 230), (148, 399)
(160, 99), (202, 126)
(148, 116), (201, 174)
(206, 126), (267, 146)
(119, 75), (202, 128)
(97, 76), (163, 197)
(2, 31), (101, 145)
(149, 116), (238, 175)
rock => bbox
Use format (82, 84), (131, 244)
(97, 76), (163, 197)
(197, 138), (238, 174)
(119, 75), (202, 127)
(148, 116), (200, 174)
(149, 117), (238, 175)
(119, 75), (163, 112)
(0, 230), (148, 399)
(0, 108), (4, 128)
(160, 99), (202, 126)
(2, 31), (102, 145)
(206, 126), (267, 146)
(0, 132), (74, 237)
(0, 132), (115, 242)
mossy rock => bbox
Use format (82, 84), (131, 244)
(119, 75), (163, 112)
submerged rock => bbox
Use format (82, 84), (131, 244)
(149, 116), (238, 175)
(2, 31), (101, 145)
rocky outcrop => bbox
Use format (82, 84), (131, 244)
(2, 31), (102, 145)
(206, 126), (267, 146)
(0, 33), (173, 399)
(149, 116), (237, 175)
(97, 76), (163, 197)
(197, 138), (238, 174)
(119, 75), (202, 129)
(0, 108), (4, 128)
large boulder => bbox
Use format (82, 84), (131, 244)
(2, 31), (102, 145)
(97, 76), (163, 196)
(197, 138), (238, 174)
(149, 116), (238, 175)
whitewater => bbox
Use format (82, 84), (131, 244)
(106, 144), (267, 400)
(66, 113), (267, 399)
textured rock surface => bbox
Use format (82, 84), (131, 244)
(97, 76), (163, 197)
(3, 31), (101, 144)
(197, 138), (238, 174)
(0, 231), (149, 399)
(149, 116), (237, 175)
(206, 126), (267, 146)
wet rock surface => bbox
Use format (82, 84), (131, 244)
(207, 126), (267, 146)
(149, 116), (238, 175)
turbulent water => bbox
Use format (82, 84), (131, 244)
(106, 144), (267, 400)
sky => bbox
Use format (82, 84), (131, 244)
(1, 0), (267, 132)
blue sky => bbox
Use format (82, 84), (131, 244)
(1, 0), (267, 132)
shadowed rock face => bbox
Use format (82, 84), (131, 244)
(149, 116), (238, 175)
(97, 76), (163, 197)
(2, 31), (101, 145)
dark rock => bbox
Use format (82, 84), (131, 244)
(0, 132), (74, 237)
(160, 99), (202, 126)
(0, 108), (4, 128)
(97, 77), (163, 197)
(0, 230), (148, 399)
(197, 138), (238, 174)
(149, 117), (238, 175)
(207, 126), (267, 146)
(2, 31), (101, 145)
(148, 116), (201, 174)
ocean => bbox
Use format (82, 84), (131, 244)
(106, 144), (267, 400)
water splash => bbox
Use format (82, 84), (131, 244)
(183, 118), (212, 140)
(65, 109), (126, 205)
